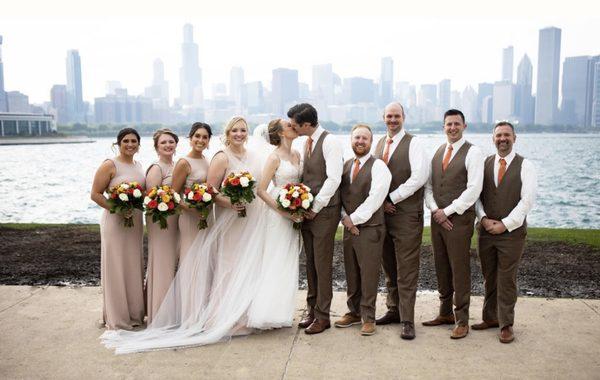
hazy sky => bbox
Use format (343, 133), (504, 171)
(2, 0), (599, 104)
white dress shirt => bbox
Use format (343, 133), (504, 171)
(475, 151), (537, 232)
(424, 136), (484, 216)
(306, 125), (344, 213)
(383, 129), (430, 204)
(341, 154), (392, 226)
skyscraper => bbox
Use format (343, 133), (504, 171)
(561, 55), (600, 127)
(0, 36), (7, 112)
(50, 85), (68, 125)
(516, 54), (534, 124)
(272, 68), (299, 115)
(312, 64), (335, 105)
(592, 61), (600, 127)
(493, 81), (516, 122)
(343, 77), (375, 104)
(179, 24), (203, 107)
(502, 46), (514, 82)
(66, 49), (84, 122)
(438, 79), (451, 109)
(477, 82), (494, 123)
(144, 59), (169, 109)
(379, 57), (393, 106)
(229, 66), (245, 112)
(535, 26), (561, 125)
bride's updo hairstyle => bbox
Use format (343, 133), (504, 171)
(221, 116), (248, 146)
(267, 118), (283, 146)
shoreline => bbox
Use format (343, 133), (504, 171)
(0, 136), (96, 145)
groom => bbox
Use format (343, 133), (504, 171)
(288, 103), (344, 334)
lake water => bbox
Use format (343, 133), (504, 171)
(1, 133), (598, 228)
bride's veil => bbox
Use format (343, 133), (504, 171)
(101, 123), (274, 354)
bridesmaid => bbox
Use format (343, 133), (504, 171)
(145, 129), (179, 324)
(90, 128), (145, 330)
(171, 122), (212, 262)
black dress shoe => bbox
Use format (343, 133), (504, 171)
(401, 321), (415, 340)
(375, 311), (401, 325)
(298, 314), (315, 328)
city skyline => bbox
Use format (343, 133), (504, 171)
(1, 1), (599, 104)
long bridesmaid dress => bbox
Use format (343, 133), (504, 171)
(100, 158), (146, 330)
(177, 156), (209, 261)
(145, 160), (179, 324)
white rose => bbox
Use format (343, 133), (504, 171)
(304, 185), (311, 192)
(281, 199), (291, 208)
(187, 192), (195, 200)
(292, 191), (299, 198)
(308, 193), (314, 201)
(157, 189), (164, 195)
(118, 193), (129, 202)
(302, 199), (311, 209)
(157, 202), (169, 212)
(121, 183), (130, 190)
(279, 189), (287, 197)
(239, 177), (250, 187)
(143, 196), (151, 205)
(133, 189), (142, 198)
(202, 193), (212, 202)
(279, 194), (287, 203)
(173, 193), (181, 203)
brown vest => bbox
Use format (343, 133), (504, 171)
(340, 156), (384, 226)
(480, 154), (527, 235)
(302, 130), (341, 207)
(431, 141), (475, 212)
(374, 132), (424, 213)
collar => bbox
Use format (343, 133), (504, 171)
(496, 150), (515, 166)
(353, 153), (371, 166)
(447, 136), (465, 151)
(387, 128), (405, 143)
(309, 125), (323, 141)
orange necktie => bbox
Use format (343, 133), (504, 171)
(382, 137), (393, 164)
(306, 137), (313, 159)
(498, 158), (507, 185)
(351, 158), (360, 182)
(442, 144), (453, 171)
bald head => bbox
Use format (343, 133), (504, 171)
(383, 102), (405, 137)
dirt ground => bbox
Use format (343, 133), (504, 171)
(1, 225), (599, 299)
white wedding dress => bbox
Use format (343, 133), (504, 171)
(101, 139), (302, 354)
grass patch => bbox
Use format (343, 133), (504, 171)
(0, 223), (100, 232)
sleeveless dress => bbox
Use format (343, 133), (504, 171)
(248, 158), (303, 329)
(177, 156), (209, 261)
(145, 160), (179, 324)
(101, 147), (269, 353)
(100, 158), (146, 330)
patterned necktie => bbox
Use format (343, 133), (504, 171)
(382, 137), (393, 164)
(498, 158), (507, 185)
(351, 158), (360, 182)
(305, 137), (313, 159)
(442, 144), (453, 171)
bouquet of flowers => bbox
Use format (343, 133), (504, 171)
(106, 181), (145, 227)
(276, 183), (314, 229)
(221, 171), (256, 217)
(183, 183), (218, 229)
(143, 185), (181, 229)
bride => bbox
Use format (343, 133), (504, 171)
(101, 117), (302, 353)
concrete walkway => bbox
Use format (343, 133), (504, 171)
(0, 286), (598, 379)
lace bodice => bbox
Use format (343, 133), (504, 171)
(272, 158), (302, 189)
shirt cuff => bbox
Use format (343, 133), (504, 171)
(389, 190), (401, 204)
(501, 217), (521, 232)
(349, 214), (362, 226)
(443, 205), (455, 216)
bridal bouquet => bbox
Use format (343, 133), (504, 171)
(106, 181), (145, 227)
(277, 183), (314, 229)
(143, 185), (181, 229)
(183, 182), (218, 229)
(221, 171), (256, 217)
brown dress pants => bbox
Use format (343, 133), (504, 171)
(430, 211), (475, 326)
(301, 204), (341, 320)
(343, 225), (385, 322)
(477, 228), (526, 328)
(381, 211), (423, 323)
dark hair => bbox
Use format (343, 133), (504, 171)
(267, 119), (283, 146)
(494, 121), (515, 134)
(287, 103), (318, 127)
(116, 128), (140, 146)
(152, 128), (179, 149)
(188, 122), (212, 139)
(443, 109), (465, 124)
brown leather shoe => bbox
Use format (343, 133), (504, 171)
(499, 326), (514, 343)
(298, 314), (315, 329)
(471, 320), (500, 330)
(305, 319), (331, 335)
(422, 315), (455, 326)
(375, 310), (401, 325)
(360, 322), (376, 336)
(334, 313), (362, 328)
(450, 324), (469, 339)
(400, 321), (415, 340)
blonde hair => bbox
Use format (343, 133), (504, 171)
(152, 128), (179, 149)
(221, 116), (248, 146)
(351, 123), (373, 137)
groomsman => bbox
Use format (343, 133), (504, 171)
(334, 124), (391, 336)
(472, 121), (537, 343)
(289, 103), (344, 335)
(373, 102), (429, 340)
(423, 109), (484, 339)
